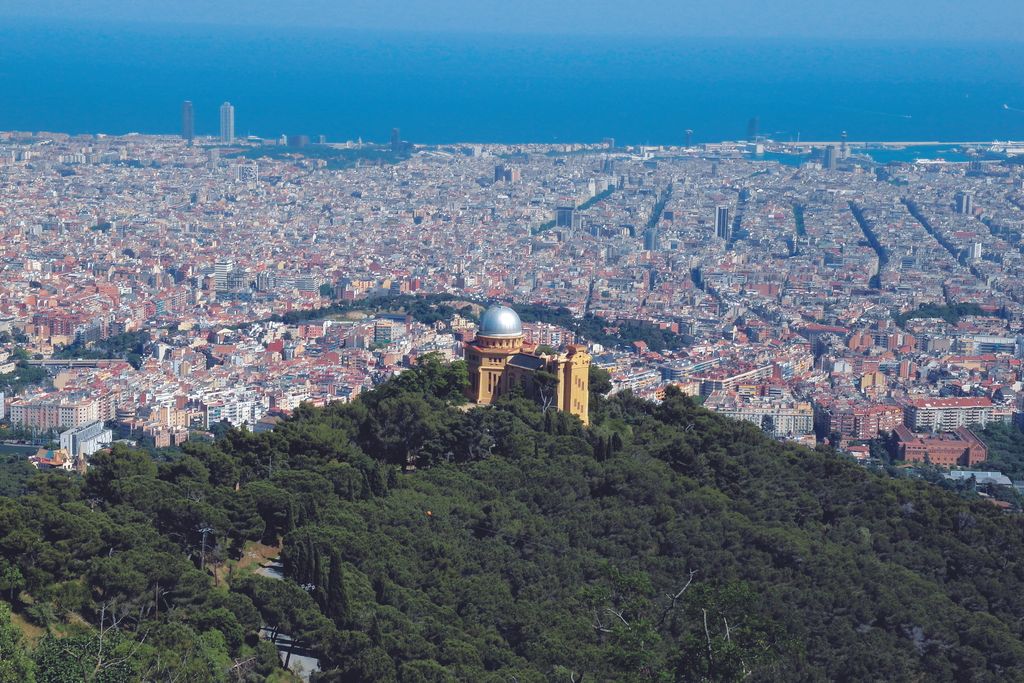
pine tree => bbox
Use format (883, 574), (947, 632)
(312, 541), (326, 610)
(0, 602), (35, 683)
(326, 550), (350, 628)
(611, 431), (624, 455)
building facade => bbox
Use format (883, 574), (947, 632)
(893, 425), (987, 468)
(10, 395), (99, 432)
(704, 391), (814, 439)
(715, 205), (731, 241)
(817, 403), (905, 440)
(904, 397), (1004, 432)
(59, 420), (112, 460)
(464, 305), (591, 425)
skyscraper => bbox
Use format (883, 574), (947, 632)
(219, 102), (235, 144)
(823, 146), (838, 171)
(214, 259), (234, 291)
(955, 191), (974, 215)
(715, 206), (731, 241)
(181, 101), (194, 144)
(555, 206), (575, 228)
(390, 127), (401, 152)
(746, 116), (759, 142)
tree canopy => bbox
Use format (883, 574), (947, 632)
(979, 421), (1024, 480)
(2, 356), (1024, 680)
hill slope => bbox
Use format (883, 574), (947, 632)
(3, 357), (1024, 681)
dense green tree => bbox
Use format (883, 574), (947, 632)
(0, 564), (25, 604)
(84, 445), (158, 501)
(589, 365), (613, 396)
(5, 359), (1024, 680)
(0, 602), (35, 682)
(0, 361), (49, 395)
(893, 302), (997, 326)
(978, 421), (1024, 479)
(33, 631), (137, 683)
(325, 550), (351, 629)
(533, 369), (560, 412)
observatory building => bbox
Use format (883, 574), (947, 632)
(464, 305), (591, 425)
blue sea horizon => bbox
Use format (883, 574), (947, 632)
(2, 19), (1023, 146)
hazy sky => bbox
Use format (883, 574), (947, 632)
(2, 0), (1023, 41)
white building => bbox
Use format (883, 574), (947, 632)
(704, 391), (815, 439)
(203, 390), (268, 429)
(214, 259), (234, 292)
(59, 420), (112, 460)
(904, 397), (1005, 432)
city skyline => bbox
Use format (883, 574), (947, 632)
(5, 3), (1024, 680)
(3, 130), (1022, 434)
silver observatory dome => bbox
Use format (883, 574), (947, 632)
(478, 305), (523, 338)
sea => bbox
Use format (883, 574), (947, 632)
(2, 19), (1023, 147)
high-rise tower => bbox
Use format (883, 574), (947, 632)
(219, 102), (235, 144)
(823, 146), (838, 171)
(746, 116), (759, 142)
(955, 191), (974, 215)
(214, 259), (234, 292)
(715, 205), (731, 241)
(181, 101), (194, 144)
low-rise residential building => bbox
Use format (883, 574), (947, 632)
(29, 447), (75, 471)
(10, 394), (100, 432)
(817, 402), (904, 440)
(704, 391), (814, 439)
(904, 397), (1005, 431)
(893, 425), (988, 468)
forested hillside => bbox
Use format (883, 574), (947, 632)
(3, 355), (1024, 681)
